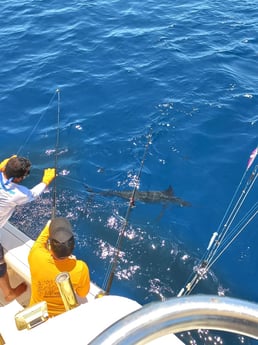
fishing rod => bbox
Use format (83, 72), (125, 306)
(51, 89), (61, 220)
(102, 130), (152, 295)
(178, 147), (258, 297)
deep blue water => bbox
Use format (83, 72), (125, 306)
(1, 0), (258, 343)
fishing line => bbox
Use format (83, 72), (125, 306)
(208, 204), (258, 270)
(206, 169), (258, 269)
(17, 90), (58, 156)
(51, 89), (61, 219)
(178, 147), (258, 297)
(204, 149), (258, 265)
(218, 202), (258, 253)
(16, 89), (61, 218)
(203, 165), (258, 267)
(102, 130), (152, 295)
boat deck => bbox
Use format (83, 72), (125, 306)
(0, 222), (102, 307)
(0, 221), (33, 307)
(0, 266), (31, 307)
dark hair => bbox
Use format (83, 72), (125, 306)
(50, 237), (75, 259)
(5, 157), (31, 179)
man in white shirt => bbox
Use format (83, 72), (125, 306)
(0, 155), (56, 302)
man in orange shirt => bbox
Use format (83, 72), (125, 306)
(28, 217), (90, 317)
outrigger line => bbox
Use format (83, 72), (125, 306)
(102, 130), (152, 295)
(178, 146), (258, 297)
(51, 89), (61, 220)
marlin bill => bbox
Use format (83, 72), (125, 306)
(85, 185), (191, 207)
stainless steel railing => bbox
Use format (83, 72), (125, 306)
(90, 295), (258, 345)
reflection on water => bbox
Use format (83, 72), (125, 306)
(178, 330), (255, 345)
(10, 188), (257, 345)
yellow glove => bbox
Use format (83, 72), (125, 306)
(0, 155), (17, 172)
(42, 168), (56, 185)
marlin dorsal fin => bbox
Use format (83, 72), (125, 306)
(166, 185), (174, 195)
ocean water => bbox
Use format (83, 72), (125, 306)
(1, 0), (258, 344)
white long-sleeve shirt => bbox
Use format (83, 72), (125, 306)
(0, 172), (47, 229)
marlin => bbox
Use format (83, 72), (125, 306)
(85, 185), (191, 207)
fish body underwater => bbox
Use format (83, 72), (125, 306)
(86, 185), (191, 207)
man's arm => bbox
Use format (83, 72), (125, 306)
(30, 220), (51, 252)
(75, 261), (91, 297)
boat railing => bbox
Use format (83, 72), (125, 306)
(89, 295), (258, 345)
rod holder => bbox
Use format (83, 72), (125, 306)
(55, 272), (78, 311)
(14, 301), (48, 330)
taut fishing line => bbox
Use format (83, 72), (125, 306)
(13, 89), (61, 226)
(178, 146), (258, 297)
(17, 90), (58, 156)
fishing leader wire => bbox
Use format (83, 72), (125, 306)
(17, 90), (58, 156)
